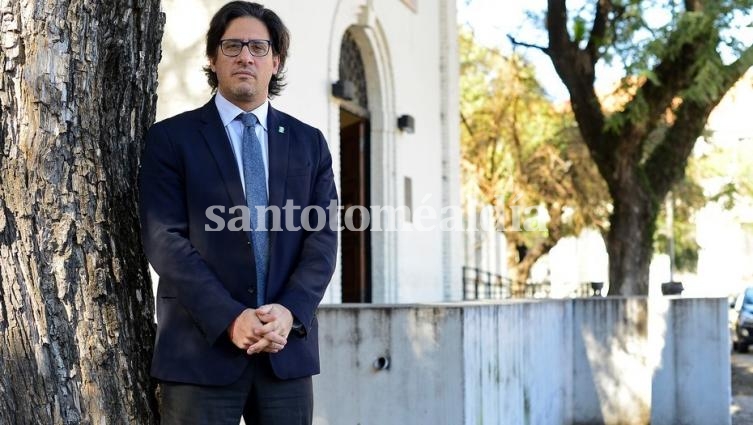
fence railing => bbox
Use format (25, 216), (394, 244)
(571, 281), (606, 297)
(462, 267), (550, 300)
(462, 267), (604, 300)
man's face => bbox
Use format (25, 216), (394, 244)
(210, 16), (280, 110)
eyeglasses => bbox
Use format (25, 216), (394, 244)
(219, 39), (272, 57)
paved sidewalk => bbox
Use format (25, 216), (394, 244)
(731, 353), (753, 424)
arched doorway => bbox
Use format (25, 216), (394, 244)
(338, 30), (371, 303)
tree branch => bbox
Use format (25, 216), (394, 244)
(723, 43), (753, 87)
(644, 94), (713, 201)
(507, 35), (550, 55)
(684, 0), (702, 12)
(547, 0), (571, 60)
(645, 43), (753, 197)
(460, 111), (475, 138)
(611, 10), (720, 185)
(546, 0), (612, 182)
(585, 0), (612, 64)
(616, 30), (710, 143)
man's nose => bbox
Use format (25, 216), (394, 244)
(236, 46), (255, 63)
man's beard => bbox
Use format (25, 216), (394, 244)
(230, 83), (257, 101)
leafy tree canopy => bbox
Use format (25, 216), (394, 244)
(512, 0), (753, 294)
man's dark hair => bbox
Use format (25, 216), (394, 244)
(203, 1), (289, 97)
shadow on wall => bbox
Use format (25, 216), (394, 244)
(312, 299), (730, 425)
(650, 298), (731, 425)
(574, 298), (656, 425)
(576, 298), (731, 425)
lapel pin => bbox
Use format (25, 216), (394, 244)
(278, 126), (285, 134)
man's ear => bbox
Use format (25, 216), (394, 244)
(273, 55), (280, 74)
(208, 55), (217, 72)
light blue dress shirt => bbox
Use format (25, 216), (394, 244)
(214, 91), (270, 197)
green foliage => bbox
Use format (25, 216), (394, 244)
(526, 0), (753, 294)
(573, 16), (588, 45)
(465, 0), (753, 293)
(588, 0), (751, 80)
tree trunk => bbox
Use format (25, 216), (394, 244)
(606, 187), (660, 296)
(505, 240), (554, 297)
(512, 257), (535, 296)
(504, 238), (525, 296)
(0, 1), (163, 423)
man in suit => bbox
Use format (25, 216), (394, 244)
(138, 2), (338, 424)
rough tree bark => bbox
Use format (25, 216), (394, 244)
(0, 0), (163, 423)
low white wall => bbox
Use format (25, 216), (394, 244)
(312, 298), (730, 425)
(462, 301), (573, 424)
(312, 306), (465, 423)
(651, 298), (732, 424)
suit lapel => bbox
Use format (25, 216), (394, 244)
(199, 97), (247, 209)
(266, 105), (289, 282)
(267, 105), (289, 212)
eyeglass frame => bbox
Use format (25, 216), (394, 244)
(219, 39), (273, 58)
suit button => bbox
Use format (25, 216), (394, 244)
(248, 288), (255, 294)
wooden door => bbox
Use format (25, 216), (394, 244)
(340, 109), (371, 302)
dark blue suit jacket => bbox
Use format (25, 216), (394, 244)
(139, 98), (338, 385)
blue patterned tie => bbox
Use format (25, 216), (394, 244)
(239, 112), (269, 306)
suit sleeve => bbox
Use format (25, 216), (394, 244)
(276, 129), (338, 332)
(139, 122), (246, 345)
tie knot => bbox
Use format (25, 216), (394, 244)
(238, 112), (258, 128)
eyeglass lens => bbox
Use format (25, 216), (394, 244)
(221, 39), (270, 57)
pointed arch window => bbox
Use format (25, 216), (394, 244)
(338, 30), (368, 114)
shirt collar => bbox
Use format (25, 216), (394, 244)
(214, 91), (269, 131)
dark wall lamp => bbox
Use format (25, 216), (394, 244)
(331, 79), (356, 101)
(397, 114), (415, 133)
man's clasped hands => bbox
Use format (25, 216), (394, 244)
(228, 303), (294, 355)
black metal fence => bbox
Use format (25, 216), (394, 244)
(462, 267), (551, 300)
(571, 281), (605, 297)
(462, 267), (604, 300)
